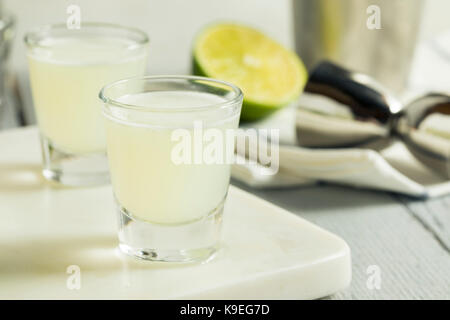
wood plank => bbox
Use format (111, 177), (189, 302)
(396, 195), (450, 252)
(233, 181), (450, 299)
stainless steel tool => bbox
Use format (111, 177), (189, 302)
(296, 61), (450, 179)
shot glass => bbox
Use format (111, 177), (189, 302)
(24, 23), (149, 186)
(100, 76), (243, 262)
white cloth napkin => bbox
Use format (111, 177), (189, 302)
(231, 107), (450, 198)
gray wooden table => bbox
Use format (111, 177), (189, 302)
(233, 180), (450, 299)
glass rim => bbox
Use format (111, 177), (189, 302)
(23, 21), (149, 49)
(0, 13), (15, 33)
(99, 75), (244, 113)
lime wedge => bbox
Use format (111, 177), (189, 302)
(193, 23), (308, 121)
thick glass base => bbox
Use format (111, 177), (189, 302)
(116, 197), (225, 263)
(40, 134), (109, 186)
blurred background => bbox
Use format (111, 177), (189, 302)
(0, 0), (449, 129)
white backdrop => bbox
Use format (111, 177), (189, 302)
(5, 0), (294, 75)
(5, 0), (450, 74)
(3, 0), (450, 123)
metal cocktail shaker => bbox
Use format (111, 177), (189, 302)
(292, 0), (424, 94)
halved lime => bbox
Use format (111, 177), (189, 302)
(193, 23), (308, 121)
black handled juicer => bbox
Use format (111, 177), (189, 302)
(296, 61), (450, 179)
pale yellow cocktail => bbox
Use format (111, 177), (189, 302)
(105, 91), (238, 225)
(25, 23), (149, 185)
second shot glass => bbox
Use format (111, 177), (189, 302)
(25, 22), (149, 186)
